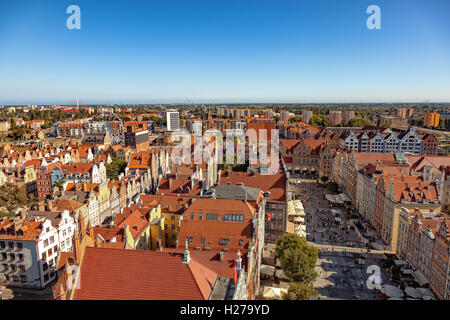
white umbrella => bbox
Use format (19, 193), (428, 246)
(404, 287), (422, 299)
(380, 285), (404, 298)
(263, 287), (286, 299)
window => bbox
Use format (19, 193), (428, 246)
(10, 253), (15, 260)
(42, 252), (47, 260)
(13, 275), (19, 282)
(43, 263), (48, 271)
(190, 212), (194, 220)
(206, 213), (218, 221)
(186, 236), (193, 243)
(2, 263), (7, 271)
(219, 238), (230, 245)
(19, 265), (26, 272)
(198, 213), (202, 220)
(18, 254), (24, 261)
(171, 215), (175, 220)
(11, 264), (17, 271)
(44, 239), (49, 247)
(1, 253), (6, 260)
(44, 273), (49, 282)
(0, 241), (4, 249)
(223, 214), (244, 222)
(171, 234), (176, 240)
(239, 239), (244, 246)
(8, 242), (14, 249)
(53, 245), (58, 253)
(201, 237), (206, 245)
(17, 242), (23, 250)
(171, 224), (176, 231)
(20, 275), (27, 283)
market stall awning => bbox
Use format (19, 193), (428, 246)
(412, 270), (429, 286)
(275, 269), (290, 281)
(404, 287), (422, 299)
(260, 264), (276, 277)
(380, 285), (404, 298)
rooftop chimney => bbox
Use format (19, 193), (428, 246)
(219, 251), (224, 262)
(182, 238), (190, 264)
(236, 250), (242, 271)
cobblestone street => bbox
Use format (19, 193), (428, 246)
(0, 284), (54, 300)
(290, 177), (393, 300)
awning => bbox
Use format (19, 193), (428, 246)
(275, 269), (290, 280)
(260, 264), (276, 277)
(404, 287), (422, 299)
(412, 270), (429, 286)
(380, 285), (404, 298)
(262, 287), (287, 299)
(394, 260), (407, 267)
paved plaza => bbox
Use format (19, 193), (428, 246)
(290, 177), (393, 300)
(0, 284), (54, 300)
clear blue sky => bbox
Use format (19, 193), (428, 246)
(0, 0), (449, 105)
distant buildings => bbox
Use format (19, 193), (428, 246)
(329, 110), (342, 126)
(216, 107), (251, 119)
(378, 115), (409, 129)
(124, 121), (150, 152)
(166, 109), (180, 132)
(424, 112), (440, 128)
(302, 111), (313, 124)
(342, 110), (355, 124)
(395, 108), (413, 118)
(280, 110), (291, 122)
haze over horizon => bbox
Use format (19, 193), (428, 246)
(1, 0), (449, 105)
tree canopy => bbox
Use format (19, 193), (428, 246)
(345, 117), (373, 127)
(326, 181), (339, 193)
(310, 114), (329, 128)
(0, 183), (30, 218)
(289, 116), (303, 123)
(106, 158), (128, 180)
(276, 233), (319, 284)
(282, 282), (319, 300)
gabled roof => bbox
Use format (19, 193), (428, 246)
(219, 171), (286, 202)
(72, 247), (219, 300)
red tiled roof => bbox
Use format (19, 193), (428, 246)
(219, 171), (286, 202)
(178, 198), (255, 252)
(72, 247), (218, 300)
(0, 220), (43, 241)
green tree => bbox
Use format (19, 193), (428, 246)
(105, 159), (128, 180)
(282, 282), (319, 300)
(346, 117), (372, 127)
(280, 245), (318, 283)
(276, 234), (319, 284)
(326, 181), (339, 193)
(0, 183), (29, 218)
(276, 233), (305, 261)
(311, 115), (330, 128)
(289, 116), (303, 123)
(54, 179), (66, 191)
